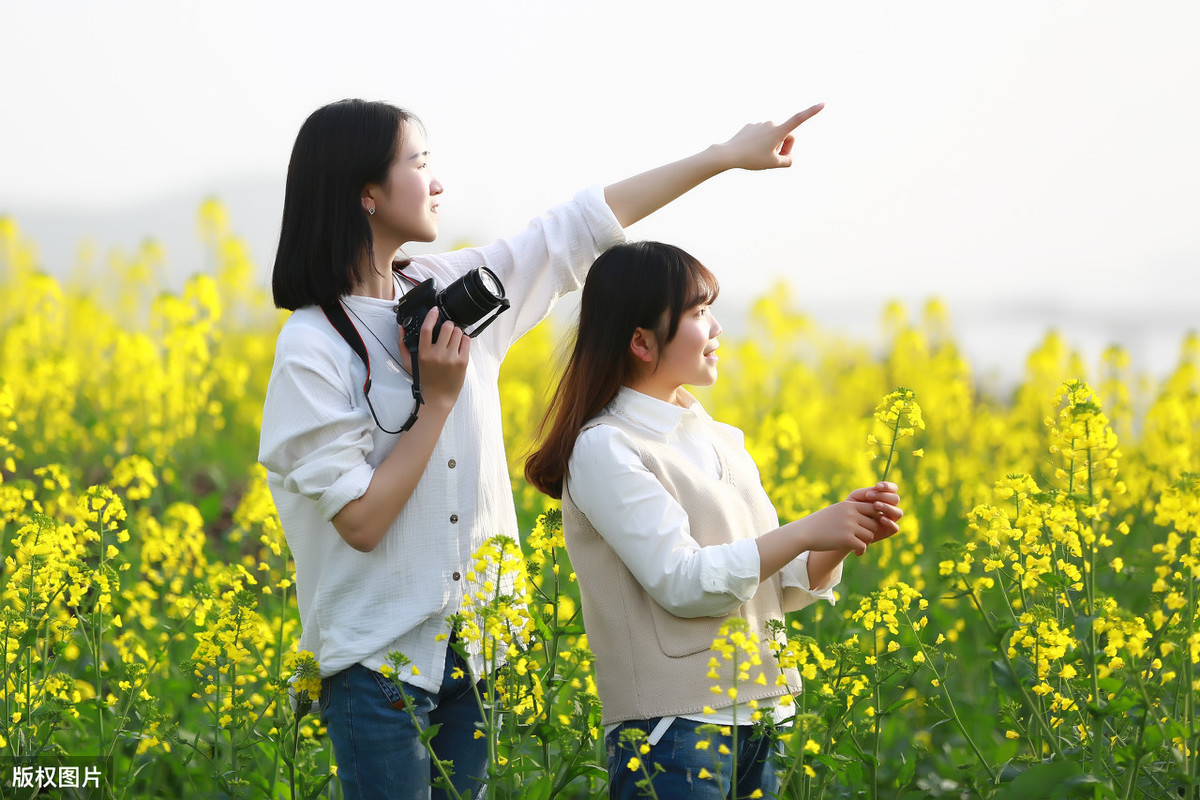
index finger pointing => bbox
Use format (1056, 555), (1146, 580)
(782, 103), (825, 131)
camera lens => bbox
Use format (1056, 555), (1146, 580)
(478, 268), (502, 298)
(440, 267), (507, 327)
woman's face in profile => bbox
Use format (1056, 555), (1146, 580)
(370, 121), (445, 245)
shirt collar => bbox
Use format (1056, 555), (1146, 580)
(609, 386), (711, 435)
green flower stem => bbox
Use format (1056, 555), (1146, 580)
(396, 682), (465, 800)
(267, 582), (291, 800)
(814, 653), (862, 788)
(774, 681), (808, 794)
(870, 631), (881, 800)
(547, 731), (592, 799)
(90, 512), (108, 754)
(1119, 706), (1149, 800)
(1080, 436), (1107, 784)
(223, 610), (246, 788)
(288, 713), (303, 800)
(634, 757), (661, 800)
(905, 612), (998, 783)
(998, 643), (1066, 761)
(1185, 576), (1197, 794)
(880, 413), (903, 483)
(1128, 668), (1175, 799)
(964, 583), (1065, 760)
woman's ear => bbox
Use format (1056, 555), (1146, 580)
(629, 327), (657, 364)
(361, 188), (377, 216)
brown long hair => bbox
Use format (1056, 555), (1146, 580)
(525, 241), (719, 498)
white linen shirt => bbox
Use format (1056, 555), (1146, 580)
(567, 387), (842, 736)
(259, 186), (624, 690)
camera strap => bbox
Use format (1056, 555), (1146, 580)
(320, 296), (421, 435)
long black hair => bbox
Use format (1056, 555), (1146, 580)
(525, 241), (719, 499)
(272, 99), (417, 310)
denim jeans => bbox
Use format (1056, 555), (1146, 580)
(606, 717), (782, 800)
(320, 643), (488, 800)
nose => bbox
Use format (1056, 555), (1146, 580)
(430, 175), (444, 196)
(710, 313), (722, 338)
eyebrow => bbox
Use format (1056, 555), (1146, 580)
(407, 150), (430, 161)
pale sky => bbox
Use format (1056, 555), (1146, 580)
(2, 1), (1198, 383)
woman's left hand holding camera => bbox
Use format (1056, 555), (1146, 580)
(332, 307), (470, 554)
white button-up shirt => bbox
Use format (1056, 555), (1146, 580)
(259, 187), (624, 689)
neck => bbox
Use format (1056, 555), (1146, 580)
(350, 266), (396, 300)
(350, 238), (404, 299)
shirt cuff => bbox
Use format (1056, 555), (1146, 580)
(779, 553), (843, 612)
(576, 184), (626, 250)
(315, 462), (373, 522)
(698, 538), (761, 605)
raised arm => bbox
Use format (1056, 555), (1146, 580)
(602, 104), (824, 228)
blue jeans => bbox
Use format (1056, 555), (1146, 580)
(320, 644), (488, 800)
(606, 718), (782, 799)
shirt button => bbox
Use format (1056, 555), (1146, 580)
(450, 514), (459, 523)
(452, 571), (461, 581)
(448, 459), (457, 469)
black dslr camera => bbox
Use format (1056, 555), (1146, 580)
(395, 266), (511, 349)
(384, 266), (511, 432)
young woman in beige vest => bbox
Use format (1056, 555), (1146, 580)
(526, 241), (903, 799)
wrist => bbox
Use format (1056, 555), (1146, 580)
(421, 392), (457, 417)
(703, 142), (737, 174)
(786, 514), (817, 553)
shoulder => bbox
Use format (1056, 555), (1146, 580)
(686, 397), (748, 450)
(270, 306), (356, 372)
(565, 422), (649, 509)
(709, 418), (748, 450)
(275, 306), (339, 347)
(569, 421), (641, 475)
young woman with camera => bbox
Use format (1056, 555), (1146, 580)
(524, 241), (903, 800)
(259, 98), (825, 800)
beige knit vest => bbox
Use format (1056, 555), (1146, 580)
(563, 409), (802, 725)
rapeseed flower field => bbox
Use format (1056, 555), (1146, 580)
(1, 206), (1197, 798)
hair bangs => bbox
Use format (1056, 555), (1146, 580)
(662, 249), (720, 342)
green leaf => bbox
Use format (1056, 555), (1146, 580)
(1073, 613), (1097, 641)
(993, 761), (1083, 800)
(1054, 773), (1120, 799)
(991, 659), (1018, 694)
(532, 722), (560, 743)
(304, 774), (336, 800)
(897, 751), (917, 786)
(418, 723), (442, 744)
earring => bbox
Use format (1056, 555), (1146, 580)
(368, 207), (376, 216)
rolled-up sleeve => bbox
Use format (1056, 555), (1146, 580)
(258, 332), (375, 522)
(567, 425), (761, 618)
(779, 553), (843, 612)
